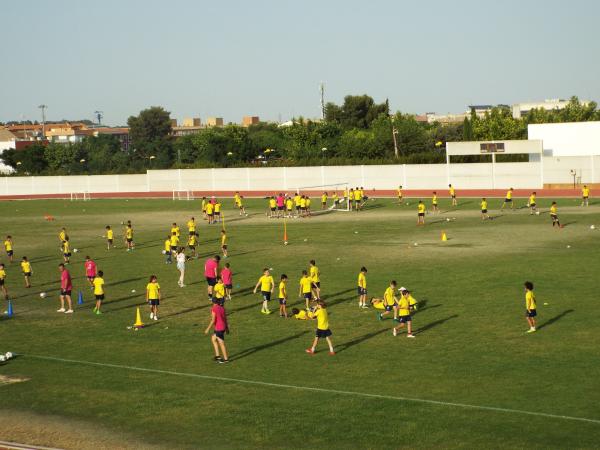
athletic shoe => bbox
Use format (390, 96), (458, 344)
(95, 310), (102, 315)
(65, 309), (73, 314)
(378, 313), (383, 321)
(392, 328), (397, 337)
(407, 334), (415, 338)
(361, 305), (369, 309)
(265, 310), (273, 315)
(213, 356), (222, 362)
(150, 313), (154, 319)
(260, 310), (267, 314)
(153, 316), (158, 321)
(218, 359), (230, 364)
(329, 351), (336, 356)
(305, 348), (315, 355)
(56, 308), (66, 313)
(526, 329), (536, 333)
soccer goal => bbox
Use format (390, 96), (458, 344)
(296, 182), (350, 212)
(70, 192), (91, 201)
(172, 189), (194, 201)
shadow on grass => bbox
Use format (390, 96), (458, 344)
(327, 288), (356, 298)
(537, 309), (574, 330)
(562, 221), (577, 227)
(488, 215), (505, 221)
(414, 314), (458, 335)
(412, 300), (443, 314)
(230, 330), (309, 361)
(336, 328), (389, 353)
(161, 303), (211, 319)
(108, 276), (147, 287)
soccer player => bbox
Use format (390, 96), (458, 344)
(84, 256), (97, 287)
(309, 259), (321, 298)
(57, 263), (73, 314)
(187, 232), (198, 258)
(379, 280), (398, 321)
(204, 255), (220, 300)
(357, 266), (368, 309)
(481, 197), (489, 221)
(0, 263), (7, 301)
(449, 184), (457, 206)
(294, 192), (302, 216)
(187, 217), (196, 236)
(62, 237), (71, 264)
(176, 247), (186, 287)
(201, 196), (208, 220)
(213, 276), (226, 303)
(233, 192), (241, 208)
(392, 290), (415, 338)
(146, 275), (161, 320)
(400, 287), (418, 313)
(204, 297), (229, 363)
(529, 192), (537, 215)
(125, 223), (134, 251)
(221, 229), (228, 258)
(332, 191), (339, 209)
(550, 201), (562, 228)
(164, 235), (173, 263)
(524, 281), (537, 333)
(276, 193), (285, 218)
(4, 236), (14, 263)
(92, 270), (105, 315)
(268, 196), (277, 218)
(214, 200), (222, 223)
(171, 222), (180, 238)
(354, 187), (361, 211)
(105, 225), (114, 250)
(291, 307), (308, 319)
(431, 192), (439, 214)
(221, 263), (233, 300)
(501, 188), (514, 211)
(299, 270), (313, 310)
(397, 185), (403, 204)
(417, 200), (426, 225)
(582, 185), (590, 206)
(205, 201), (215, 225)
(285, 196), (294, 218)
(305, 299), (335, 355)
(300, 195), (307, 217)
(170, 231), (180, 256)
(348, 188), (354, 211)
(253, 268), (274, 314)
(237, 195), (246, 216)
(306, 196), (312, 216)
(278, 274), (288, 318)
(58, 227), (67, 246)
(321, 192), (328, 210)
(20, 256), (32, 288)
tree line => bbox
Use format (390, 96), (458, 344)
(2, 96), (598, 175)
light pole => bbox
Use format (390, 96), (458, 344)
(38, 104), (47, 139)
(390, 115), (399, 158)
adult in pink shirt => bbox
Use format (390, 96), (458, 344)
(205, 300), (229, 363)
(84, 256), (97, 286)
(220, 263), (233, 300)
(276, 194), (285, 218)
(204, 255), (220, 299)
(58, 263), (73, 314)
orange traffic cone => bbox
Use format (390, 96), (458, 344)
(283, 219), (288, 245)
(133, 306), (144, 328)
(441, 231), (448, 241)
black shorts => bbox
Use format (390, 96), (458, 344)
(188, 245), (196, 250)
(295, 205), (300, 210)
(279, 298), (286, 305)
(208, 213), (214, 217)
(418, 213), (425, 217)
(530, 203), (536, 207)
(261, 291), (271, 301)
(452, 195), (456, 199)
(64, 253), (71, 257)
(215, 212), (220, 216)
(149, 299), (159, 306)
(551, 214), (558, 220)
(107, 239), (113, 244)
(583, 196), (589, 199)
(278, 206), (284, 211)
(171, 246), (177, 252)
(214, 330), (225, 340)
(357, 287), (367, 296)
(127, 238), (133, 243)
(385, 304), (396, 312)
(24, 272), (32, 277)
(316, 328), (332, 338)
(270, 207), (276, 212)
(206, 277), (216, 286)
(6, 250), (13, 256)
(303, 293), (312, 300)
(322, 202), (326, 206)
(398, 315), (412, 323)
(61, 289), (71, 296)
(504, 198), (512, 203)
(301, 207), (306, 211)
(312, 282), (320, 289)
(287, 208), (293, 212)
(225, 284), (233, 289)
(526, 309), (537, 317)
(95, 294), (105, 300)
(0, 279), (5, 286)
(482, 209), (488, 214)
(222, 245), (228, 250)
(433, 203), (438, 207)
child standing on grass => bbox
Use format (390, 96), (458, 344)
(0, 263), (7, 301)
(213, 276), (226, 303)
(125, 222), (134, 251)
(221, 229), (228, 258)
(392, 290), (415, 338)
(550, 202), (562, 228)
(524, 281), (537, 333)
(164, 235), (173, 264)
(306, 300), (335, 355)
(309, 259), (321, 298)
(146, 275), (161, 321)
(449, 184), (457, 206)
(481, 198), (489, 221)
(529, 192), (537, 215)
(253, 268), (274, 314)
(176, 247), (186, 287)
(431, 192), (439, 214)
(21, 256), (32, 288)
(357, 266), (368, 309)
(278, 274), (288, 318)
(105, 225), (114, 250)
(84, 256), (97, 287)
(221, 263), (233, 300)
(188, 232), (198, 258)
(299, 270), (313, 310)
(4, 236), (14, 263)
(417, 201), (426, 225)
(62, 237), (71, 264)
(205, 298), (229, 363)
(92, 270), (105, 315)
(57, 263), (73, 314)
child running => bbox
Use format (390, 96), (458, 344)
(253, 268), (274, 314)
(20, 256), (32, 288)
(305, 300), (335, 355)
(529, 192), (537, 215)
(550, 201), (562, 228)
(92, 270), (105, 315)
(146, 275), (161, 321)
(188, 232), (198, 258)
(501, 188), (514, 211)
(524, 281), (537, 333)
(105, 225), (114, 250)
(213, 276), (226, 304)
(4, 236), (13, 263)
(481, 198), (489, 220)
(125, 223), (134, 251)
(357, 266), (368, 308)
(378, 280), (398, 321)
(278, 274), (288, 318)
(164, 235), (173, 263)
(205, 297), (229, 363)
(221, 229), (228, 258)
(392, 289), (415, 338)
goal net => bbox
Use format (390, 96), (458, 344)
(296, 183), (350, 212)
(70, 192), (91, 201)
(173, 190), (194, 201)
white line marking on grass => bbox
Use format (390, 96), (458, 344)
(23, 353), (600, 425)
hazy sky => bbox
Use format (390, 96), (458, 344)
(1, 0), (599, 126)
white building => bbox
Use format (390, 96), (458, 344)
(0, 127), (17, 174)
(512, 99), (591, 119)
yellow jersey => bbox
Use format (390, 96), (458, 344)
(397, 188), (403, 198)
(171, 226), (180, 237)
(214, 203), (221, 213)
(164, 239), (171, 252)
(550, 205), (557, 215)
(21, 261), (31, 273)
(583, 187), (590, 197)
(306, 198), (311, 207)
(221, 234), (227, 245)
(106, 229), (114, 240)
(529, 194), (536, 205)
(408, 294), (417, 310)
(449, 186), (455, 196)
(398, 295), (410, 316)
(286, 198), (293, 209)
(481, 200), (488, 210)
(278, 281), (287, 299)
(299, 276), (312, 294)
(146, 282), (160, 299)
(0, 269), (5, 280)
(202, 199), (207, 211)
(63, 241), (70, 253)
(294, 195), (301, 206)
(526, 291), (536, 310)
(188, 235), (197, 246)
(206, 203), (214, 214)
(269, 198), (276, 208)
(354, 190), (361, 201)
(321, 194), (327, 203)
(170, 235), (179, 247)
(506, 190), (513, 199)
(93, 277), (105, 295)
(187, 220), (196, 232)
(294, 310), (307, 320)
(258, 275), (274, 292)
(432, 195), (438, 205)
(126, 227), (133, 239)
(59, 231), (66, 241)
(418, 203), (426, 213)
(383, 287), (396, 306)
(358, 272), (366, 288)
(214, 283), (225, 299)
(314, 307), (330, 330)
(233, 194), (240, 205)
(4, 240), (12, 251)
(309, 266), (320, 283)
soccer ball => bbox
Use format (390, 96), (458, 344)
(0, 355), (5, 362)
(414, 242), (418, 246)
(73, 248), (78, 253)
(40, 292), (47, 299)
(131, 289), (136, 293)
(536, 211), (540, 215)
(5, 352), (12, 359)
(284, 241), (288, 245)
(446, 218), (450, 222)
(591, 225), (596, 230)
(161, 250), (167, 254)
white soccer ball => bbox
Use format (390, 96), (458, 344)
(446, 218), (450, 222)
(566, 245), (571, 249)
(284, 241), (288, 245)
(414, 242), (418, 246)
(131, 289), (136, 293)
(40, 292), (47, 299)
(5, 352), (12, 359)
(0, 355), (5, 362)
(161, 250), (166, 255)
(73, 248), (78, 253)
(591, 225), (596, 230)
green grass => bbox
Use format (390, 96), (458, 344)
(1, 197), (600, 449)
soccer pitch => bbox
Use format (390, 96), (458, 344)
(0, 197), (599, 449)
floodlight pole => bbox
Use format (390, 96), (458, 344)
(38, 104), (47, 138)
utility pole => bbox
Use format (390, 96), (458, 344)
(38, 104), (47, 139)
(390, 115), (399, 158)
(319, 82), (325, 120)
(94, 110), (104, 126)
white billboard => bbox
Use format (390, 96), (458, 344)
(528, 121), (600, 156)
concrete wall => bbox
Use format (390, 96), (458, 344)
(529, 121), (600, 156)
(0, 157), (596, 196)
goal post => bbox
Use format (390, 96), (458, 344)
(172, 190), (194, 201)
(296, 182), (350, 212)
(70, 192), (91, 201)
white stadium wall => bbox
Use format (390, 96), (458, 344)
(0, 156), (598, 197)
(528, 121), (600, 157)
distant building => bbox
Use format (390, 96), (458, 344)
(242, 116), (259, 127)
(512, 99), (591, 119)
(206, 117), (224, 127)
(182, 118), (201, 127)
(93, 127), (131, 151)
(170, 119), (178, 127)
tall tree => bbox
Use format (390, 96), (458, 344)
(127, 106), (174, 166)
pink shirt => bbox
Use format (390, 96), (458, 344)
(85, 260), (97, 277)
(204, 258), (218, 278)
(276, 196), (285, 207)
(221, 268), (232, 285)
(61, 270), (72, 290)
(212, 303), (228, 331)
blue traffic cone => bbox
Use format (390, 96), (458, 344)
(77, 291), (84, 305)
(6, 300), (14, 317)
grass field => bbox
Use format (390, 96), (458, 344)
(0, 196), (599, 449)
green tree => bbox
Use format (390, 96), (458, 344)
(325, 95), (389, 129)
(1, 144), (48, 174)
(127, 106), (174, 167)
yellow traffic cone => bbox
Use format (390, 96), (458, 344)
(133, 306), (144, 328)
(441, 231), (448, 241)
